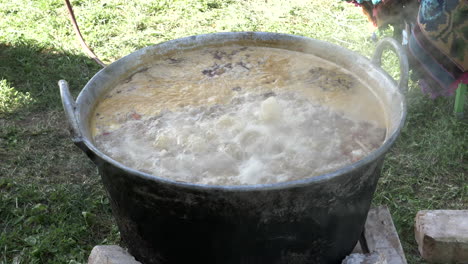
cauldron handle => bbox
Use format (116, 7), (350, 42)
(371, 37), (409, 93)
(59, 80), (82, 141)
(58, 80), (96, 161)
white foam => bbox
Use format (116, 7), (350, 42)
(94, 91), (385, 185)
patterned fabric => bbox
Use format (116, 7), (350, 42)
(344, 0), (467, 98)
(408, 0), (468, 98)
(418, 0), (468, 71)
(409, 23), (466, 97)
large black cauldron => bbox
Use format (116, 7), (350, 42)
(60, 32), (407, 264)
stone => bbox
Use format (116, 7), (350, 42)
(342, 252), (387, 264)
(88, 245), (142, 264)
(364, 206), (408, 264)
(415, 210), (468, 263)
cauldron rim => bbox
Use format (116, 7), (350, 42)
(73, 31), (407, 192)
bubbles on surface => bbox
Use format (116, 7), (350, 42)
(91, 45), (388, 185)
(94, 92), (385, 185)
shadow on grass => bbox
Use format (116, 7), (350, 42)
(0, 39), (101, 184)
(0, 41), (119, 263)
(0, 40), (102, 115)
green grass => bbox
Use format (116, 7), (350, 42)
(373, 86), (467, 262)
(1, 180), (119, 264)
(0, 79), (34, 115)
(0, 0), (466, 263)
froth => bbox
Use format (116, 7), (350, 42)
(94, 92), (385, 185)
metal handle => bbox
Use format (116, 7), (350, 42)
(59, 80), (99, 165)
(59, 80), (82, 142)
(372, 37), (409, 93)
